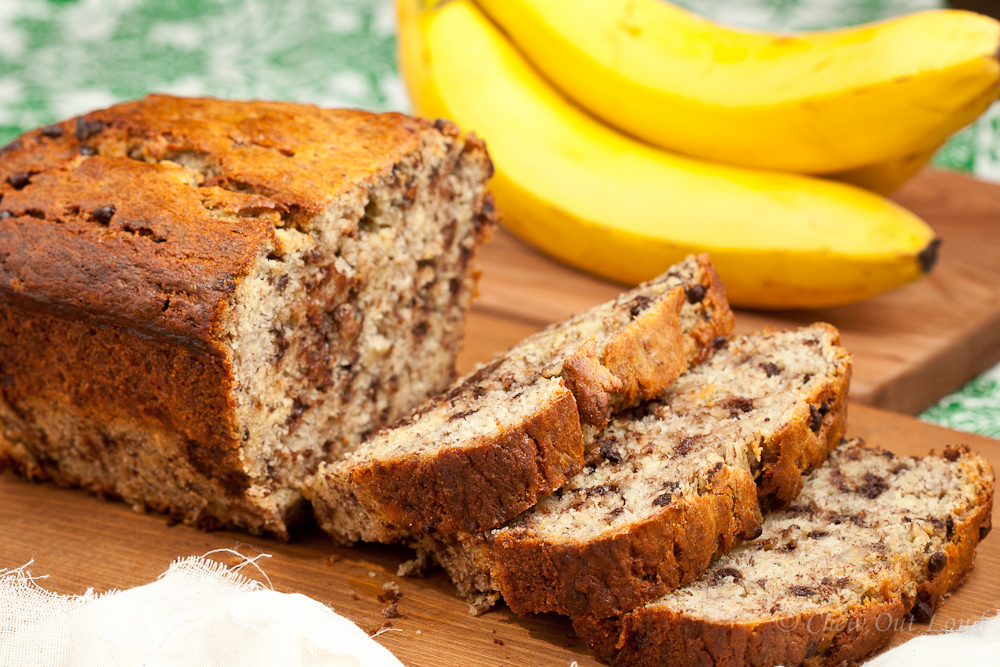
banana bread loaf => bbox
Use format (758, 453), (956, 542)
(306, 254), (733, 544)
(419, 324), (851, 617)
(0, 94), (495, 538)
(576, 439), (995, 667)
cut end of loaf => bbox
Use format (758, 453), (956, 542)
(221, 120), (495, 531)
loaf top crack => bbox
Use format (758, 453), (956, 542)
(0, 94), (455, 352)
(307, 254), (734, 543)
(576, 440), (995, 667)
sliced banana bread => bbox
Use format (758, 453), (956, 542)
(0, 95), (494, 538)
(306, 254), (733, 544)
(420, 324), (851, 617)
(576, 440), (995, 667)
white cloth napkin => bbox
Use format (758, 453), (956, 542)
(865, 611), (1000, 666)
(0, 552), (404, 667)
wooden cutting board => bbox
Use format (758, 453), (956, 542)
(461, 169), (1000, 415)
(0, 405), (997, 666)
(2, 167), (999, 665)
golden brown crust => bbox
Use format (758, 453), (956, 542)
(900, 459), (994, 626)
(692, 254), (736, 360)
(563, 254), (733, 429)
(310, 385), (585, 542)
(0, 301), (249, 490)
(0, 156), (269, 353)
(581, 565), (958, 667)
(562, 338), (627, 427)
(490, 463), (761, 619)
(819, 488), (992, 667)
(0, 95), (431, 351)
(485, 403), (846, 620)
(0, 306), (301, 536)
(819, 599), (907, 667)
(309, 255), (731, 545)
(575, 606), (837, 667)
(75, 94), (426, 213)
(600, 288), (685, 415)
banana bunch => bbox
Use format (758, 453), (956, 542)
(397, 0), (998, 308)
(476, 0), (1000, 187)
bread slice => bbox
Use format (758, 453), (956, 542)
(419, 324), (851, 617)
(576, 439), (995, 667)
(0, 95), (494, 538)
(306, 254), (733, 544)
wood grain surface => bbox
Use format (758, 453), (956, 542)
(463, 169), (1000, 415)
(1, 405), (996, 666)
(2, 167), (998, 665)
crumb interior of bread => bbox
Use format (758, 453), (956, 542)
(495, 325), (846, 541)
(337, 375), (568, 471)
(210, 131), (488, 489)
(652, 442), (986, 622)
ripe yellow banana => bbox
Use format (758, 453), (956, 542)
(474, 0), (1000, 175)
(397, 0), (939, 309)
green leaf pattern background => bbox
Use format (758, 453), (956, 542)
(0, 0), (996, 438)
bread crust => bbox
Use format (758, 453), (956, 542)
(309, 385), (585, 543)
(0, 95), (431, 350)
(309, 255), (734, 544)
(822, 466), (994, 667)
(489, 410), (845, 617)
(0, 305), (268, 528)
(492, 463), (761, 618)
(577, 448), (995, 667)
(0, 305), (242, 474)
(563, 254), (732, 428)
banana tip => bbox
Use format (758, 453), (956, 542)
(918, 238), (942, 273)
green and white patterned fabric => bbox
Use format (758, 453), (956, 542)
(921, 366), (1000, 438)
(0, 0), (404, 139)
(0, 0), (996, 437)
(673, 0), (945, 29)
